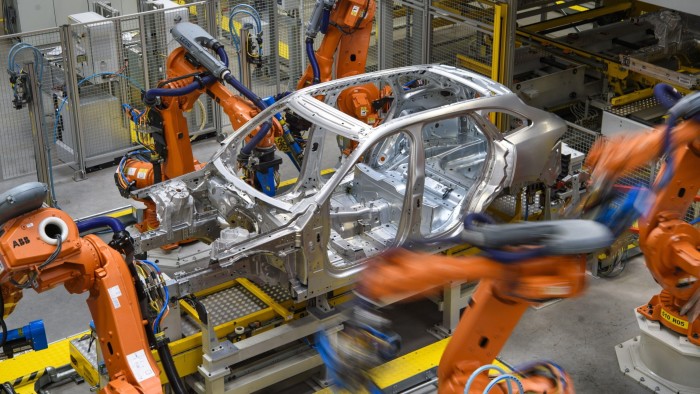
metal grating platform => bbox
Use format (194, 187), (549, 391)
(608, 97), (660, 117)
(259, 284), (292, 303)
(181, 283), (291, 336)
(71, 282), (294, 370)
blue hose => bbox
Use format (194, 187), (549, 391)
(320, 8), (331, 34)
(483, 374), (524, 394)
(143, 74), (217, 104)
(216, 46), (229, 68)
(240, 122), (273, 156)
(224, 73), (267, 111)
(76, 216), (126, 234)
(464, 364), (514, 394)
(306, 39), (321, 84)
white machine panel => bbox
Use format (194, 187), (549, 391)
(68, 12), (119, 82)
(4, 0), (58, 32)
(147, 0), (190, 54)
(3, 0), (139, 33)
(601, 111), (654, 137)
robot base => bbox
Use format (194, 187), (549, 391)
(616, 309), (700, 394)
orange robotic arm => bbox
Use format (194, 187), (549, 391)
(335, 218), (613, 394)
(297, 0), (376, 89)
(298, 0), (382, 153)
(122, 46), (283, 188)
(585, 88), (700, 344)
(0, 185), (161, 393)
(119, 46), (283, 234)
(359, 250), (581, 394)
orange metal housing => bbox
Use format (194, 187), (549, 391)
(0, 208), (161, 393)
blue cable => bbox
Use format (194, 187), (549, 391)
(227, 9), (263, 52)
(230, 5), (262, 29)
(306, 39), (321, 84)
(464, 364), (513, 394)
(140, 259), (169, 334)
(8, 43), (44, 81)
(482, 374), (524, 394)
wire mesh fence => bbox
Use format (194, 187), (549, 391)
(0, 27), (69, 190)
(0, 0), (499, 195)
(561, 121), (602, 155)
(429, 1), (501, 79)
(382, 1), (428, 69)
(218, 0), (299, 101)
(213, 0), (307, 129)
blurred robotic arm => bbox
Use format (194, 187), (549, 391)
(584, 86), (700, 344)
(329, 217), (612, 394)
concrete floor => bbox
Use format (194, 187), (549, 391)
(3, 136), (661, 393)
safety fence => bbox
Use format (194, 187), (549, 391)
(0, 0), (513, 193)
(0, 2), (213, 195)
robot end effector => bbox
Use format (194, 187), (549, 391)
(170, 22), (230, 80)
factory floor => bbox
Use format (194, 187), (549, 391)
(3, 137), (657, 393)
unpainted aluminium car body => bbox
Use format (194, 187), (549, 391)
(134, 65), (565, 301)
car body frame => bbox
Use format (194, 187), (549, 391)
(134, 65), (565, 301)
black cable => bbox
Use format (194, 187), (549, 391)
(156, 340), (188, 394)
(0, 290), (6, 348)
(38, 235), (62, 270)
(184, 296), (208, 325)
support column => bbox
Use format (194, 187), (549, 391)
(421, 1), (432, 64)
(377, 0), (394, 70)
(25, 65), (55, 206)
(503, 0), (517, 88)
(267, 2), (281, 93)
(206, 0), (223, 135)
(60, 24), (87, 181)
